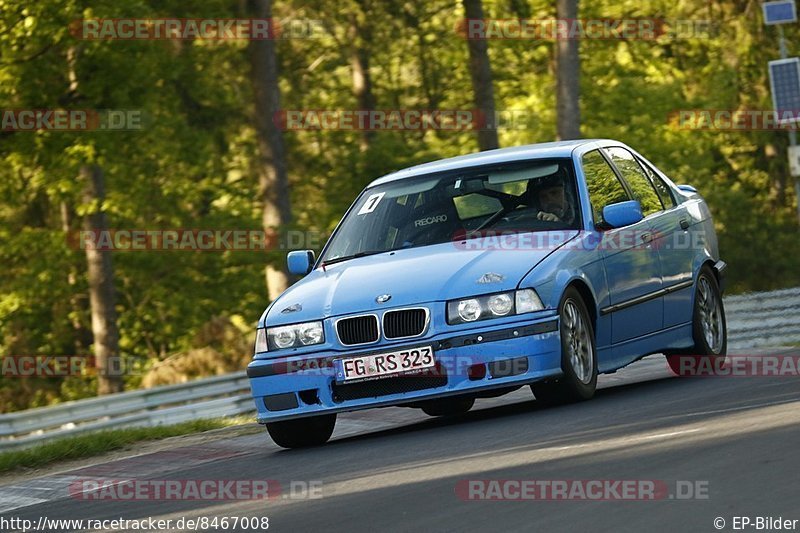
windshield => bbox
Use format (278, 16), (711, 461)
(320, 158), (580, 263)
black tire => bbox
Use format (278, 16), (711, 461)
(266, 414), (336, 449)
(666, 266), (727, 376)
(531, 286), (597, 405)
(420, 395), (475, 417)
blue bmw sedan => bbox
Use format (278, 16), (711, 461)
(247, 139), (727, 448)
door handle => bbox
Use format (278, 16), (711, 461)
(679, 218), (690, 230)
(640, 232), (653, 243)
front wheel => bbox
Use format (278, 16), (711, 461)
(666, 266), (727, 376)
(531, 287), (597, 405)
(266, 414), (336, 449)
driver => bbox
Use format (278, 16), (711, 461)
(529, 172), (575, 224)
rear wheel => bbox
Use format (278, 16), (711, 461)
(531, 287), (597, 405)
(266, 414), (336, 449)
(666, 266), (727, 376)
(421, 395), (475, 417)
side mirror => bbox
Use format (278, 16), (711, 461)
(287, 250), (315, 275)
(677, 184), (698, 193)
(602, 200), (644, 228)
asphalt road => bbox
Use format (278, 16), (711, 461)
(3, 348), (800, 533)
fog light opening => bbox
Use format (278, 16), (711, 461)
(298, 389), (320, 405)
(468, 363), (487, 381)
(263, 392), (298, 411)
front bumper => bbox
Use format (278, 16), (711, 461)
(247, 314), (562, 423)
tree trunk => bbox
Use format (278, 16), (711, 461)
(247, 0), (292, 301)
(350, 2), (376, 152)
(81, 165), (123, 395)
(463, 0), (499, 151)
(556, 0), (581, 140)
(61, 201), (92, 353)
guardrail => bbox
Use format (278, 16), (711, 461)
(1, 287), (797, 451)
(0, 373), (253, 451)
(725, 287), (800, 350)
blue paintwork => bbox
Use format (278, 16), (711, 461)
(602, 200), (644, 228)
(247, 139), (724, 423)
(260, 236), (576, 330)
(287, 250), (314, 276)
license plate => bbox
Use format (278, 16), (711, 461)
(334, 346), (435, 383)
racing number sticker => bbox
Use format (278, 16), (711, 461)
(357, 192), (385, 215)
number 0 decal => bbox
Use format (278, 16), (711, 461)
(357, 192), (385, 215)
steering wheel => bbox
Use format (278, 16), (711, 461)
(494, 209), (567, 230)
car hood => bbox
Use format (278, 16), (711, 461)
(262, 232), (578, 326)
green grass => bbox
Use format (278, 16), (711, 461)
(0, 417), (251, 474)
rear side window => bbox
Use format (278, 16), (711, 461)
(637, 157), (677, 209)
(581, 150), (630, 226)
(604, 147), (663, 216)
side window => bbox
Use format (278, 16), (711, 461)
(604, 147), (663, 216)
(637, 157), (677, 209)
(581, 150), (630, 226)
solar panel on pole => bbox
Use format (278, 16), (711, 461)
(763, 0), (797, 25)
(769, 58), (800, 124)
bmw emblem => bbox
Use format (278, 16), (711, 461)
(280, 303), (302, 314)
(376, 294), (392, 303)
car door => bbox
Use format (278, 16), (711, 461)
(582, 149), (664, 344)
(634, 155), (695, 328)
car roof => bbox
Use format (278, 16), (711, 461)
(368, 139), (618, 187)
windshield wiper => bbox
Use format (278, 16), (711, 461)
(320, 250), (388, 268)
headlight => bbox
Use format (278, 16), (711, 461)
(298, 322), (324, 345)
(273, 326), (297, 349)
(265, 321), (325, 351)
(487, 293), (514, 316)
(457, 299), (482, 322)
(447, 289), (544, 325)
